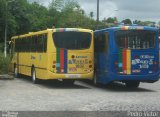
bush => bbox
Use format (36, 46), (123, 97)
(0, 43), (4, 53)
(0, 53), (11, 74)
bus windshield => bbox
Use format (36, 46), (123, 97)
(115, 30), (155, 49)
(53, 32), (91, 50)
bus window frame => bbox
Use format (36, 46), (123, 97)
(52, 31), (92, 50)
(14, 33), (48, 53)
(94, 32), (109, 53)
(114, 30), (156, 50)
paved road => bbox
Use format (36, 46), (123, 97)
(0, 76), (160, 111)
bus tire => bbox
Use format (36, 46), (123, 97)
(31, 67), (39, 84)
(14, 65), (19, 78)
(93, 73), (100, 86)
(125, 81), (140, 88)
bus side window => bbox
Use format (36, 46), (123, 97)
(26, 37), (30, 52)
(43, 34), (47, 52)
(28, 37), (32, 52)
(95, 33), (109, 53)
(38, 35), (43, 52)
(94, 35), (99, 52)
(22, 37), (28, 52)
(30, 36), (34, 52)
(19, 38), (22, 52)
(15, 39), (18, 52)
(105, 33), (109, 53)
(21, 37), (24, 52)
(21, 38), (24, 52)
(34, 35), (38, 52)
(15, 38), (21, 52)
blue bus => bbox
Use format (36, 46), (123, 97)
(94, 26), (159, 88)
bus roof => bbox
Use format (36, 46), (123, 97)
(52, 28), (93, 33)
(11, 29), (50, 39)
(94, 26), (159, 33)
(11, 28), (93, 39)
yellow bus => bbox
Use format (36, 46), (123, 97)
(10, 28), (94, 84)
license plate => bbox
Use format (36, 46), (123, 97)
(65, 74), (81, 78)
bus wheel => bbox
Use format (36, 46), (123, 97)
(31, 68), (39, 84)
(63, 80), (75, 85)
(125, 81), (140, 88)
(14, 66), (19, 78)
(93, 73), (99, 86)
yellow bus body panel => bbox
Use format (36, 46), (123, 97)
(10, 28), (94, 80)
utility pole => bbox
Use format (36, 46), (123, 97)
(97, 0), (99, 22)
(4, 0), (13, 58)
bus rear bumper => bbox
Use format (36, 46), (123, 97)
(109, 72), (160, 83)
(98, 72), (160, 84)
(46, 71), (94, 80)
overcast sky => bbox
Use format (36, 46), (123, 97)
(29, 0), (160, 23)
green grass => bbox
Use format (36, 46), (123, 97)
(0, 53), (11, 74)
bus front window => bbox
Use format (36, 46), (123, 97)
(53, 32), (91, 50)
(115, 30), (155, 49)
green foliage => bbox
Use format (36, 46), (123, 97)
(0, 0), (158, 53)
(0, 43), (4, 53)
(89, 12), (94, 19)
(102, 17), (118, 24)
(0, 53), (10, 74)
(49, 0), (64, 11)
(0, 0), (98, 52)
(133, 20), (156, 26)
(0, 0), (6, 43)
(27, 2), (49, 30)
(122, 19), (132, 25)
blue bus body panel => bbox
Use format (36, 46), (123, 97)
(94, 26), (160, 84)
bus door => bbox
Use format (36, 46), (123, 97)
(95, 32), (109, 77)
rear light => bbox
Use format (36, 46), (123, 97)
(71, 55), (75, 59)
(89, 65), (92, 68)
(153, 61), (158, 71)
(52, 65), (56, 68)
(114, 61), (119, 73)
(114, 61), (118, 65)
(154, 61), (158, 65)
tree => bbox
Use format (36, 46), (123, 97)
(59, 0), (85, 27)
(133, 20), (141, 25)
(49, 0), (64, 11)
(2, 0), (31, 35)
(158, 21), (160, 28)
(122, 19), (132, 25)
(0, 0), (6, 43)
(27, 2), (49, 30)
(89, 12), (94, 19)
(102, 17), (118, 24)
